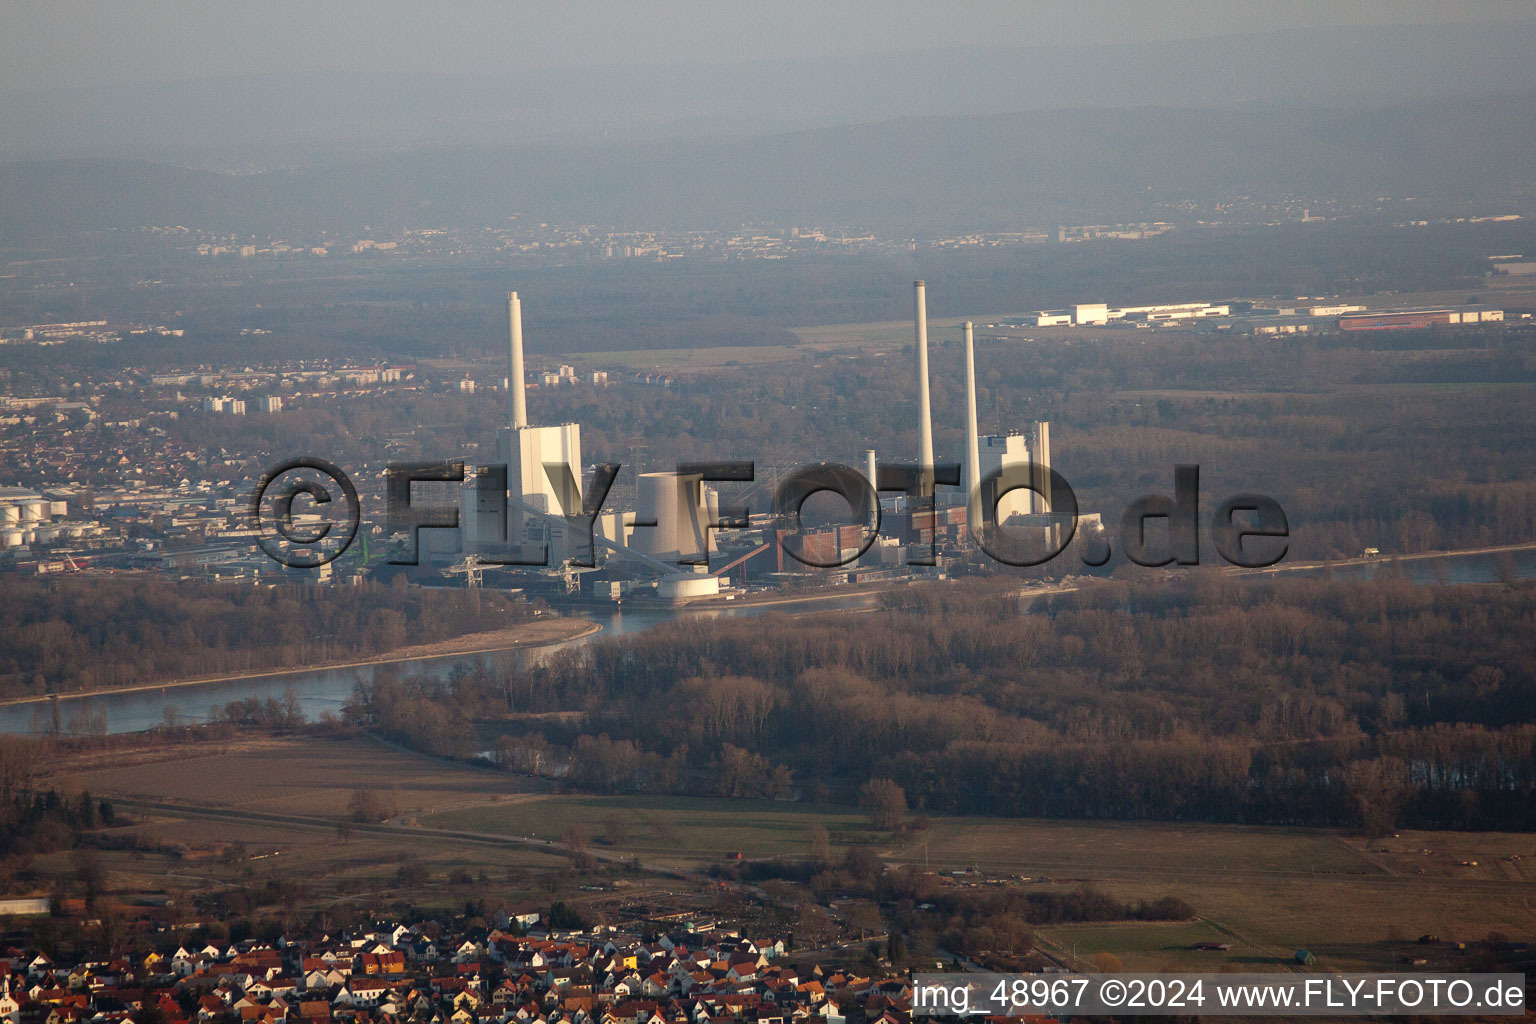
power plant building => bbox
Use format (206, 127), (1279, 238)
(974, 424), (1052, 524)
(450, 292), (586, 566)
(630, 471), (720, 566)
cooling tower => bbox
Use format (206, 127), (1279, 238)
(633, 472), (718, 565)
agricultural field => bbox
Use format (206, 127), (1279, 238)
(1033, 920), (1244, 973)
(48, 734), (545, 818)
(422, 794), (876, 864)
(882, 818), (1376, 879)
(40, 732), (1536, 968)
(572, 316), (968, 371)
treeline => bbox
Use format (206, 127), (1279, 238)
(349, 665), (803, 795)
(383, 577), (1536, 831)
(0, 739), (118, 896)
(0, 576), (532, 700)
(2, 789), (115, 859)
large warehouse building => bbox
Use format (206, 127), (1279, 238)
(1338, 308), (1504, 331)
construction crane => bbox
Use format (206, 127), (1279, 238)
(443, 553), (492, 589)
(555, 558), (599, 595)
(344, 530), (391, 573)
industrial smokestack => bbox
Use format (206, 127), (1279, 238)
(1032, 421), (1052, 515)
(962, 321), (982, 538)
(508, 291), (527, 429)
(914, 281), (934, 475)
(865, 449), (879, 528)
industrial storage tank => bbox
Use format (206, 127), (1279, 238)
(658, 573), (721, 603)
(1, 531), (22, 548)
(0, 505), (17, 523)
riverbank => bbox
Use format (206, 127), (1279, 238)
(1232, 539), (1536, 577)
(0, 615), (602, 709)
(683, 581), (898, 611)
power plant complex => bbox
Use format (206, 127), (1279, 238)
(407, 273), (1507, 605)
(423, 283), (1063, 604)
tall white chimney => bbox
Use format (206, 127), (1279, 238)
(865, 449), (879, 528)
(962, 321), (982, 537)
(914, 281), (934, 475)
(508, 290), (528, 429)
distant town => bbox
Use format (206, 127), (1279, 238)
(0, 918), (915, 1024)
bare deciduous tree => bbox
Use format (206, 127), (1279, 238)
(860, 778), (907, 831)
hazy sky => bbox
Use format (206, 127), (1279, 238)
(4, 0), (1533, 89)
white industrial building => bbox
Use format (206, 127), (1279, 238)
(972, 425), (1052, 524)
(1030, 301), (1231, 326)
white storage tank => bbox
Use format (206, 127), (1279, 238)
(0, 505), (17, 523)
(1, 531), (22, 548)
(658, 573), (721, 603)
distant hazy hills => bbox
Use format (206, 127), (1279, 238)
(2, 91), (1532, 241)
(4, 21), (1533, 240)
(6, 21), (1536, 165)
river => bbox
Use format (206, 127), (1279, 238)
(4, 549), (1534, 736)
(1279, 547), (1536, 585)
(0, 592), (885, 736)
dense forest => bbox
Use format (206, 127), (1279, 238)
(356, 577), (1536, 831)
(0, 576), (531, 700)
